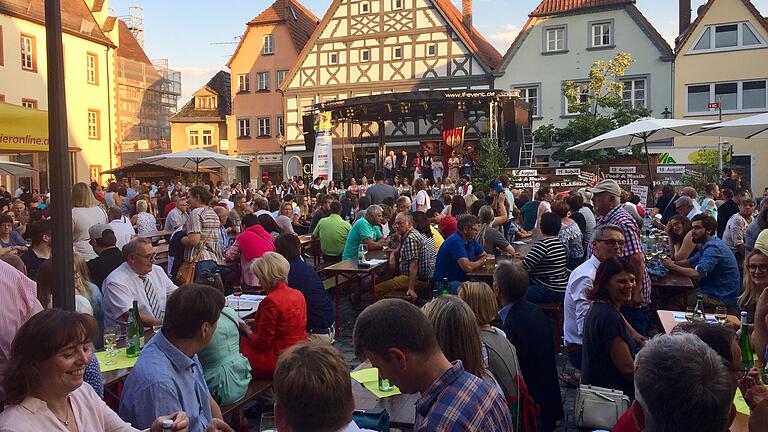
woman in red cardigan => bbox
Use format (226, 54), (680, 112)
(240, 251), (307, 378)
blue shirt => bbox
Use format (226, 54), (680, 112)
(287, 256), (335, 330)
(689, 236), (741, 305)
(119, 331), (213, 432)
(433, 232), (484, 282)
(498, 303), (514, 323)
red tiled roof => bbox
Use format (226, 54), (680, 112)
(530, 0), (633, 16)
(0, 0), (115, 47)
(247, 0), (320, 53)
(675, 0), (768, 52)
(432, 0), (502, 70)
(116, 19), (152, 65)
(170, 71), (231, 122)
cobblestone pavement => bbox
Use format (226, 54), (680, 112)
(248, 281), (581, 431)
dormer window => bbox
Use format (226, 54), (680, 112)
(196, 96), (216, 110)
(689, 21), (766, 53)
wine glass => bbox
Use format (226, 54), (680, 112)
(233, 284), (243, 310)
(103, 327), (118, 366)
(715, 306), (728, 325)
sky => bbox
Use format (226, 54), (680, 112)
(109, 0), (768, 103)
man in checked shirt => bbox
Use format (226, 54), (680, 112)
(353, 299), (513, 431)
(589, 179), (653, 336)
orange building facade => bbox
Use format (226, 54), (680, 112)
(227, 0), (318, 185)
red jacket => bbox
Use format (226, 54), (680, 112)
(612, 400), (737, 432)
(241, 282), (307, 378)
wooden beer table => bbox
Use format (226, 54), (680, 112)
(351, 361), (418, 428)
(656, 309), (739, 334)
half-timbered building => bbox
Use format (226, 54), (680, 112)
(279, 0), (502, 179)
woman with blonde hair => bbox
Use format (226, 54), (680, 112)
(74, 252), (104, 332)
(422, 295), (499, 389)
(131, 199), (157, 235)
(459, 281), (532, 431)
(411, 177), (431, 212)
(240, 252), (307, 378)
(72, 182), (107, 260)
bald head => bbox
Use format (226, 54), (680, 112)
(213, 206), (228, 226)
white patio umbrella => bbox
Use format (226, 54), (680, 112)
(0, 160), (36, 176)
(690, 112), (768, 139)
(139, 149), (249, 183)
(567, 117), (715, 185)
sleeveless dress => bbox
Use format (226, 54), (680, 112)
(197, 307), (252, 405)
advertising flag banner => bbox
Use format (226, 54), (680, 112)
(313, 112), (333, 180)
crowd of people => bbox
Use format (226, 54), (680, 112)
(0, 163), (768, 431)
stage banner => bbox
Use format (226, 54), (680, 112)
(313, 112), (333, 180)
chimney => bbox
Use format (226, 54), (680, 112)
(462, 0), (472, 31)
(679, 0), (691, 36)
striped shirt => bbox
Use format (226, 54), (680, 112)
(0, 260), (43, 402)
(592, 205), (652, 305)
(184, 207), (224, 264)
(522, 237), (569, 292)
(415, 361), (514, 432)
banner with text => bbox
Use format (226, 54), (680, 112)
(312, 112), (333, 180)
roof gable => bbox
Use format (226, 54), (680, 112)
(675, 0), (768, 53)
(496, 3), (671, 74)
(227, 0), (319, 67)
(530, 0), (633, 16)
(170, 71), (231, 122)
(116, 19), (152, 64)
(0, 0), (115, 47)
(280, 0), (501, 91)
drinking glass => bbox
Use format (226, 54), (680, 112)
(685, 307), (695, 322)
(103, 328), (118, 366)
(260, 413), (277, 432)
(715, 306), (728, 325)
(233, 284), (243, 310)
(153, 309), (164, 333)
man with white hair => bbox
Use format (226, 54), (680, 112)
(342, 205), (386, 260)
(681, 186), (702, 214)
(619, 333), (735, 432)
(675, 195), (701, 220)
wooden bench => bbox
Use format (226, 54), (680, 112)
(221, 379), (273, 430)
(539, 302), (563, 353)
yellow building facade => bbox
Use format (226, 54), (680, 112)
(673, 0), (768, 190)
(0, 2), (118, 190)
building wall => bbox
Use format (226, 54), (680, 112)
(282, 0), (495, 161)
(170, 121), (226, 153)
(673, 0), (768, 189)
(0, 14), (116, 187)
(230, 23), (297, 183)
(496, 7), (673, 130)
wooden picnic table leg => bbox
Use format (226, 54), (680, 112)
(334, 273), (341, 337)
(370, 271), (377, 304)
(314, 243), (321, 267)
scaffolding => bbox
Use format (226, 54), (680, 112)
(115, 57), (181, 161)
(121, 6), (145, 48)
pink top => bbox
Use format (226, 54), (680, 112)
(0, 260), (42, 403)
(226, 225), (275, 287)
(0, 384), (144, 432)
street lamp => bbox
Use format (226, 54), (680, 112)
(661, 107), (672, 119)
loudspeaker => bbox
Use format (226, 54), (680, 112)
(502, 101), (521, 167)
(302, 115), (316, 151)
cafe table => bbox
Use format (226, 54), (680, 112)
(656, 309), (739, 334)
(467, 239), (532, 283)
(351, 361), (418, 429)
(299, 234), (321, 266)
(652, 270), (696, 311)
(322, 250), (389, 335)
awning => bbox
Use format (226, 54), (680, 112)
(0, 102), (49, 152)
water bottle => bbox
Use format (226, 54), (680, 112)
(126, 306), (140, 358)
(692, 295), (705, 322)
(441, 278), (449, 296)
(741, 312), (754, 371)
(358, 244), (366, 262)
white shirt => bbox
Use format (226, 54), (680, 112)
(255, 209), (276, 220)
(109, 216), (136, 251)
(411, 189), (431, 212)
(564, 255), (600, 346)
(686, 207), (702, 220)
(102, 262), (177, 329)
(338, 421), (377, 432)
(164, 207), (188, 231)
(219, 199), (234, 211)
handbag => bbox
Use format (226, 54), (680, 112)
(352, 408), (389, 432)
(574, 384), (630, 430)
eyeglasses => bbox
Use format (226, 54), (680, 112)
(597, 239), (626, 247)
(747, 264), (768, 273)
(135, 252), (156, 260)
